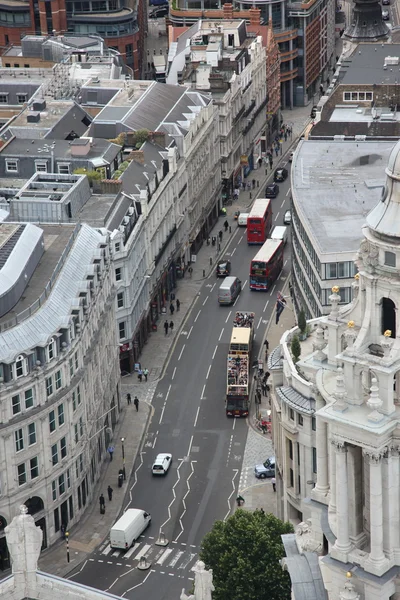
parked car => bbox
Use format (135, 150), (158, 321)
(284, 210), (292, 225)
(254, 456), (276, 479)
(382, 0), (390, 5)
(152, 453), (172, 475)
(149, 5), (169, 17)
(382, 9), (390, 19)
(265, 183), (279, 198)
(310, 105), (318, 119)
(289, 151), (294, 163)
(216, 259), (232, 278)
(274, 167), (288, 182)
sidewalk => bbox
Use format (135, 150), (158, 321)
(37, 112), (308, 578)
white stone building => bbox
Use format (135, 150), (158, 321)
(0, 222), (119, 557)
(274, 138), (400, 599)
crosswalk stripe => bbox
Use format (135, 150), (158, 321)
(178, 553), (197, 570)
(124, 543), (140, 559)
(168, 550), (184, 567)
(156, 548), (173, 565)
(101, 544), (112, 556)
(112, 550), (120, 557)
(134, 543), (151, 561)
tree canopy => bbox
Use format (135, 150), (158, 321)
(199, 509), (293, 600)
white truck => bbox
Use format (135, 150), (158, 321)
(110, 508), (151, 550)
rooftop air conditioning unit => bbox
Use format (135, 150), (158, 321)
(91, 76), (100, 83)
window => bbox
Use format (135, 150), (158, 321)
(51, 443), (58, 466)
(15, 428), (24, 452)
(55, 370), (62, 390)
(343, 91), (373, 102)
(298, 414), (303, 426)
(75, 352), (79, 370)
(67, 468), (71, 488)
(47, 338), (56, 361)
(75, 459), (79, 479)
(25, 389), (34, 409)
(125, 43), (133, 59)
(28, 423), (36, 445)
(80, 454), (83, 472)
(54, 508), (60, 532)
(289, 468), (294, 488)
(12, 395), (21, 415)
(30, 456), (39, 479)
(15, 355), (27, 378)
(69, 358), (74, 377)
(72, 391), (77, 412)
(17, 463), (26, 486)
(35, 160), (47, 172)
(312, 446), (317, 474)
(60, 436), (67, 459)
(79, 416), (83, 437)
(312, 416), (316, 431)
(115, 267), (122, 281)
(49, 410), (56, 433)
(59, 473), (65, 495)
(46, 377), (53, 398)
(74, 424), (79, 443)
(289, 408), (294, 421)
(385, 251), (396, 267)
(0, 94), (9, 103)
(118, 321), (126, 340)
(58, 404), (64, 426)
(77, 386), (81, 405)
(114, 242), (121, 253)
(117, 292), (124, 308)
(288, 439), (293, 460)
(52, 480), (57, 501)
(58, 163), (70, 175)
(326, 263), (337, 279)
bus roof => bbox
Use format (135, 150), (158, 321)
(248, 198), (271, 219)
(230, 328), (252, 345)
(252, 238), (282, 263)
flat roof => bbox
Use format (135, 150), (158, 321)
(230, 328), (252, 344)
(292, 139), (394, 257)
(340, 44), (400, 85)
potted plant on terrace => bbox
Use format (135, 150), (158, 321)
(298, 308), (307, 341)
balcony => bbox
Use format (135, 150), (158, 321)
(280, 48), (298, 62)
(243, 99), (256, 119)
(280, 67), (298, 82)
(275, 28), (298, 43)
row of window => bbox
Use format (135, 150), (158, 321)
(0, 10), (30, 24)
(17, 457), (39, 485)
(343, 91), (373, 102)
(46, 370), (63, 398)
(292, 252), (321, 317)
(51, 437), (67, 466)
(7, 337), (68, 384)
(322, 261), (357, 280)
(5, 159), (71, 175)
(66, 0), (120, 12)
(0, 93), (27, 104)
(15, 423), (36, 452)
(51, 469), (71, 500)
(292, 204), (322, 275)
(288, 408), (316, 430)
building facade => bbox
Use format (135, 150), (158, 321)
(0, 222), (120, 558)
(275, 137), (400, 599)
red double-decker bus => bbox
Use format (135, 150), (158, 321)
(247, 198), (272, 245)
(250, 239), (284, 291)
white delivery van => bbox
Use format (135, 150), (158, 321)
(218, 276), (241, 305)
(110, 508), (151, 550)
(237, 213), (249, 227)
(270, 225), (288, 246)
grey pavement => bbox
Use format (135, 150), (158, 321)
(37, 107), (309, 578)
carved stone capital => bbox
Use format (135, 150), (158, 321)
(364, 448), (387, 463)
(331, 439), (346, 453)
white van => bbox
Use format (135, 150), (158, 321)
(237, 213), (249, 227)
(110, 508), (151, 550)
(218, 276), (241, 305)
(270, 225), (288, 246)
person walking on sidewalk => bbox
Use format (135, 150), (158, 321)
(188, 266), (193, 278)
(99, 494), (105, 513)
(224, 220), (229, 232)
(164, 320), (169, 335)
(143, 368), (149, 382)
(126, 393), (132, 405)
(271, 477), (276, 492)
(134, 396), (139, 411)
(218, 230), (223, 242)
(137, 368), (143, 383)
(170, 302), (175, 315)
(236, 495), (245, 507)
(176, 298), (180, 311)
(107, 445), (114, 461)
(107, 485), (113, 501)
(169, 321), (174, 333)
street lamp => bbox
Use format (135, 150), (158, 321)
(121, 437), (126, 480)
(65, 531), (70, 563)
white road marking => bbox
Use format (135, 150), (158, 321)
(179, 553), (197, 569)
(67, 559), (88, 579)
(263, 300), (269, 312)
(232, 418), (236, 430)
(257, 317), (262, 330)
(224, 469), (239, 521)
(212, 345), (218, 360)
(178, 345), (185, 361)
(284, 259), (288, 267)
(194, 406), (200, 427)
(219, 328), (224, 341)
(172, 367), (176, 380)
(225, 310), (232, 323)
(194, 310), (201, 322)
(271, 284), (276, 294)
(187, 326), (193, 339)
(206, 365), (211, 379)
(125, 450), (146, 511)
(112, 550), (120, 557)
(201, 384), (206, 399)
(187, 435), (194, 456)
(242, 279), (248, 289)
(168, 550), (184, 567)
(231, 247), (236, 256)
(157, 548), (174, 565)
(175, 461), (196, 541)
(210, 282), (216, 292)
(286, 188), (291, 196)
(203, 296), (208, 306)
(153, 432), (158, 448)
(133, 544), (151, 561)
(102, 544), (112, 556)
(159, 406), (165, 425)
(122, 570), (154, 594)
(233, 296), (238, 306)
(125, 543), (140, 558)
(274, 211), (280, 221)
(160, 459), (184, 531)
(280, 198), (285, 208)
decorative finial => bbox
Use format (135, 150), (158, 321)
(332, 285), (340, 293)
(384, 330), (392, 337)
(347, 321), (355, 328)
(354, 273), (360, 280)
(346, 572), (352, 579)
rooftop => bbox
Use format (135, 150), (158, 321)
(340, 43), (400, 85)
(292, 139), (394, 257)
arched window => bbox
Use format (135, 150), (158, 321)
(47, 338), (57, 362)
(382, 298), (396, 338)
(13, 355), (27, 379)
(385, 251), (396, 268)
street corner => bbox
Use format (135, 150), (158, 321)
(236, 480), (277, 517)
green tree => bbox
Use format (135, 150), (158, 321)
(73, 168), (102, 184)
(291, 334), (301, 363)
(199, 510), (293, 600)
(297, 308), (307, 334)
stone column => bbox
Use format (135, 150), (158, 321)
(365, 450), (387, 571)
(332, 441), (352, 560)
(313, 418), (329, 498)
(329, 438), (336, 513)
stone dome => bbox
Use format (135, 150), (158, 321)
(366, 139), (400, 238)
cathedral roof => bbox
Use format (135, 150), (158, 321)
(366, 139), (400, 238)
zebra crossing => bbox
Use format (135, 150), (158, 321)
(93, 538), (198, 578)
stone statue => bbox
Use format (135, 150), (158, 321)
(192, 560), (215, 600)
(181, 589), (195, 600)
(5, 505), (42, 574)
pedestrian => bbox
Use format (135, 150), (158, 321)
(61, 523), (66, 539)
(258, 157), (262, 168)
(99, 494), (105, 513)
(169, 320), (174, 332)
(269, 157), (273, 168)
(236, 495), (245, 507)
(170, 302), (175, 315)
(218, 230), (223, 241)
(107, 485), (113, 501)
(143, 368), (149, 382)
(188, 266), (193, 278)
(284, 131), (287, 142)
(176, 298), (180, 311)
(134, 396), (139, 411)
(107, 445), (114, 461)
(164, 320), (169, 335)
(252, 178), (256, 189)
(264, 339), (269, 351)
(271, 477), (276, 492)
(224, 219), (229, 232)
(207, 236), (210, 245)
(138, 368), (143, 383)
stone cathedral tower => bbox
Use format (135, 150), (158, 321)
(279, 139), (400, 599)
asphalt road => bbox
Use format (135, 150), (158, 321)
(68, 159), (293, 599)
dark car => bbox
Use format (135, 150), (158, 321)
(265, 183), (279, 198)
(216, 259), (232, 278)
(382, 0), (390, 5)
(149, 5), (169, 17)
(274, 167), (288, 183)
(382, 9), (390, 19)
